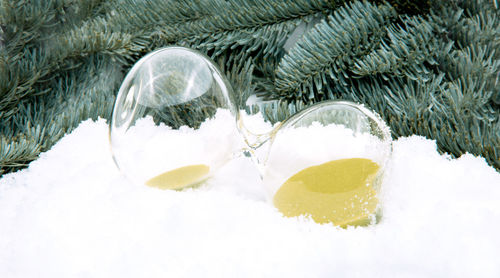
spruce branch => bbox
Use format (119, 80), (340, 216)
(0, 0), (499, 175)
(267, 0), (499, 169)
(0, 55), (122, 174)
(273, 1), (397, 101)
(352, 15), (451, 83)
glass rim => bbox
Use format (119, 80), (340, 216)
(277, 100), (392, 142)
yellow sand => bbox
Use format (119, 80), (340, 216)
(146, 164), (210, 190)
(273, 158), (380, 227)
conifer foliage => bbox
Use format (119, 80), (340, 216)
(0, 0), (498, 175)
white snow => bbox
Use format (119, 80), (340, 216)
(1, 117), (499, 278)
(111, 109), (242, 184)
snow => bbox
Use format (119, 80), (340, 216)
(111, 109), (242, 185)
(1, 117), (499, 278)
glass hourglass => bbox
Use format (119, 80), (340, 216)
(242, 101), (392, 227)
(110, 46), (392, 227)
(109, 47), (242, 190)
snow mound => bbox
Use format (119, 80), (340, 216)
(0, 118), (499, 278)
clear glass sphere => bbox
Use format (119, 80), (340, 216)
(110, 47), (241, 189)
(262, 100), (392, 227)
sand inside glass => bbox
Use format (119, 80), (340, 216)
(146, 164), (210, 190)
(273, 158), (380, 227)
(263, 120), (388, 227)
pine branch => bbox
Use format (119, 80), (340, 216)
(0, 55), (122, 174)
(272, 1), (397, 101)
(352, 15), (451, 83)
(1, 0), (499, 175)
(265, 0), (499, 169)
(0, 1), (120, 124)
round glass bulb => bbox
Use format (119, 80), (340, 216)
(262, 101), (392, 227)
(110, 47), (241, 189)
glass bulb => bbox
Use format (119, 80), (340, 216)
(262, 101), (392, 227)
(110, 47), (241, 189)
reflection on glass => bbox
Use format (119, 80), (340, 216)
(110, 47), (240, 189)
